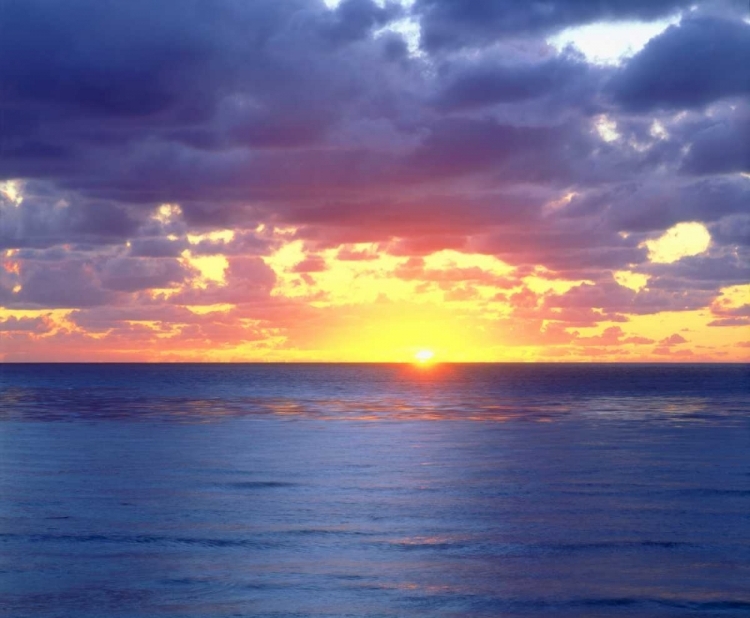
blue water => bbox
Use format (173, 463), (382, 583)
(1, 363), (748, 617)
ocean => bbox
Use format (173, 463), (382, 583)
(1, 363), (748, 617)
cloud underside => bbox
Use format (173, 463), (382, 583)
(1, 0), (748, 361)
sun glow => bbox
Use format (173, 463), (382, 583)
(414, 349), (435, 363)
(643, 222), (711, 264)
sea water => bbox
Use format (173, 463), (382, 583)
(1, 363), (749, 617)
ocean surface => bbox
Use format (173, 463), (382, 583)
(1, 363), (749, 618)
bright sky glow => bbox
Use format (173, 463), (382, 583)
(376, 17), (422, 55)
(0, 180), (24, 206)
(153, 204), (182, 224)
(614, 270), (650, 291)
(181, 252), (228, 285)
(187, 230), (235, 244)
(643, 222), (712, 264)
(595, 114), (620, 142)
(549, 17), (680, 65)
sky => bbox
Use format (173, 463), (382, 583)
(1, 0), (749, 362)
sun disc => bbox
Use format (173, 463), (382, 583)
(415, 349), (435, 363)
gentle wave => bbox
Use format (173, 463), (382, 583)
(1, 387), (746, 425)
(0, 532), (282, 549)
(2, 363), (749, 617)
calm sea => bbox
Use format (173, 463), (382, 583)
(1, 363), (749, 617)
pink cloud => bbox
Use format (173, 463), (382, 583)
(659, 333), (688, 345)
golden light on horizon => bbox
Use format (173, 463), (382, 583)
(415, 349), (435, 363)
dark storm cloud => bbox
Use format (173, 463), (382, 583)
(186, 229), (276, 257)
(544, 277), (717, 316)
(8, 259), (118, 309)
(413, 0), (693, 51)
(711, 215), (750, 248)
(99, 257), (195, 293)
(400, 118), (588, 184)
(0, 189), (142, 250)
(644, 252), (750, 289)
(4, 252), (199, 309)
(0, 0), (408, 184)
(474, 213), (649, 273)
(594, 178), (750, 233)
(433, 53), (592, 111)
(128, 237), (189, 259)
(0, 0), (215, 117)
(0, 0), (397, 119)
(680, 105), (750, 175)
(610, 16), (750, 111)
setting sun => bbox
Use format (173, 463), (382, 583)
(414, 349), (435, 363)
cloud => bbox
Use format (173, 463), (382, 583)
(0, 184), (142, 250)
(413, 0), (693, 51)
(544, 277), (717, 316)
(707, 317), (750, 326)
(680, 104), (750, 175)
(5, 257), (120, 309)
(292, 256), (328, 273)
(433, 53), (592, 111)
(659, 333), (688, 345)
(599, 178), (749, 234)
(652, 345), (694, 356)
(69, 304), (198, 332)
(167, 256), (277, 306)
(644, 252), (750, 289)
(128, 237), (189, 258)
(0, 315), (53, 333)
(610, 16), (750, 111)
(100, 257), (195, 293)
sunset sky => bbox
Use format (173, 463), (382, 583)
(1, 0), (749, 362)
